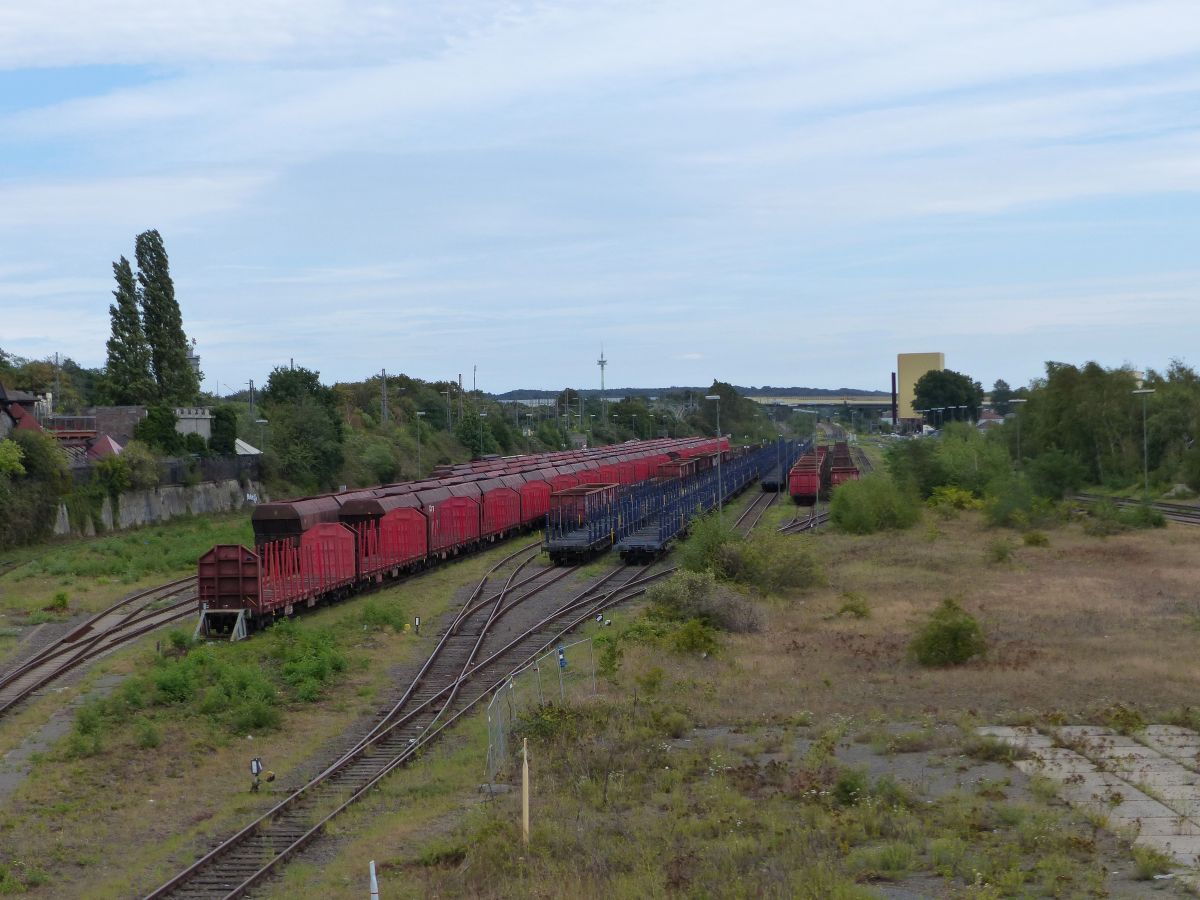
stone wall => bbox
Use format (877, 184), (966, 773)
(54, 479), (266, 536)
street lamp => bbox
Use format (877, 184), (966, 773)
(705, 395), (723, 520)
(415, 411), (426, 471)
(254, 417), (268, 450)
(1133, 388), (1155, 497)
(440, 390), (451, 430)
(1008, 399), (1026, 464)
(478, 410), (488, 458)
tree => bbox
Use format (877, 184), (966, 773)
(456, 412), (499, 457)
(913, 369), (985, 421)
(261, 366), (344, 490)
(136, 229), (199, 405)
(0, 439), (24, 477)
(134, 405), (184, 453)
(209, 406), (238, 456)
(990, 379), (1013, 416)
(104, 256), (155, 405)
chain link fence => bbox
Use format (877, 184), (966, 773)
(485, 636), (598, 783)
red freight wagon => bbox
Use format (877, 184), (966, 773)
(831, 466), (860, 487)
(198, 544), (261, 613)
(478, 480), (521, 538)
(356, 507), (428, 578)
(549, 472), (579, 492)
(549, 484), (618, 530)
(420, 493), (481, 555)
(251, 494), (345, 547)
(260, 522), (357, 614)
(519, 478), (552, 524)
(657, 458), (698, 480)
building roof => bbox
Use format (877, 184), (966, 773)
(235, 438), (262, 456)
(87, 434), (124, 460)
(0, 383), (38, 405)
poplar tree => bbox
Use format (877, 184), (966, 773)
(136, 229), (199, 405)
(103, 256), (155, 404)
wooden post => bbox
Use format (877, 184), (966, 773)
(521, 737), (530, 845)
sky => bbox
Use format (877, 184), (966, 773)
(2, 1), (1199, 395)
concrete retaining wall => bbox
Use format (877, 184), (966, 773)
(54, 479), (266, 536)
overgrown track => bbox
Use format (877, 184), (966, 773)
(0, 577), (198, 718)
(778, 510), (831, 535)
(1075, 493), (1200, 526)
(734, 490), (777, 535)
(145, 545), (669, 900)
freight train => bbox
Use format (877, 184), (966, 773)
(196, 438), (721, 638)
(788, 440), (859, 505)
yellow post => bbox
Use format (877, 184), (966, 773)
(521, 737), (530, 845)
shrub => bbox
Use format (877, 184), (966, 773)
(677, 513), (743, 578)
(647, 570), (763, 633)
(1119, 502), (1166, 529)
(1023, 530), (1049, 547)
(927, 485), (983, 514)
(659, 710), (690, 738)
(830, 476), (920, 534)
(837, 592), (870, 619)
(135, 718), (161, 749)
(48, 591), (69, 612)
(987, 538), (1013, 564)
(741, 530), (824, 595)
(670, 619), (720, 655)
(910, 598), (986, 667)
(984, 475), (1058, 528)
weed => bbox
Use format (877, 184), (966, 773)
(659, 710), (690, 739)
(416, 839), (468, 868)
(134, 718), (161, 749)
(986, 539), (1013, 564)
(48, 591), (69, 612)
(671, 619), (720, 655)
(1022, 530), (1049, 547)
(845, 840), (917, 879)
(360, 600), (408, 633)
(910, 598), (987, 667)
(1131, 844), (1174, 880)
(1102, 703), (1145, 735)
(833, 767), (869, 806)
(836, 591), (870, 619)
(960, 733), (1025, 763)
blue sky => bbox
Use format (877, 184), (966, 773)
(2, 0), (1199, 394)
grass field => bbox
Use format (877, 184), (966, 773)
(5, 484), (1200, 897)
(0, 513), (253, 625)
(260, 496), (1200, 898)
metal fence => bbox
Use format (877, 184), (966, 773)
(485, 637), (598, 783)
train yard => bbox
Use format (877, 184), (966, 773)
(5, 431), (1200, 897)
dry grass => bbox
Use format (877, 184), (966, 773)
(645, 510), (1200, 727)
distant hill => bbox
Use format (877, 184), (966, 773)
(493, 385), (888, 400)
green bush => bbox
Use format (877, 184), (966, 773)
(647, 570), (762, 633)
(1022, 530), (1050, 547)
(927, 485), (983, 513)
(910, 598), (986, 667)
(670, 619), (720, 655)
(677, 513), (743, 577)
(830, 476), (920, 534)
(983, 474), (1060, 529)
(1119, 502), (1166, 529)
(987, 538), (1014, 564)
(49, 591), (69, 612)
(837, 592), (870, 619)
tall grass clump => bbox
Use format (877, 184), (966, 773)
(909, 598), (986, 667)
(679, 513), (823, 594)
(647, 570), (762, 633)
(829, 476), (920, 534)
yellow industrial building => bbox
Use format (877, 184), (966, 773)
(897, 352), (945, 422)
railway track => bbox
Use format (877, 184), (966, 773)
(778, 510), (831, 535)
(0, 577), (198, 718)
(146, 543), (669, 900)
(733, 489), (777, 535)
(1075, 493), (1200, 526)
